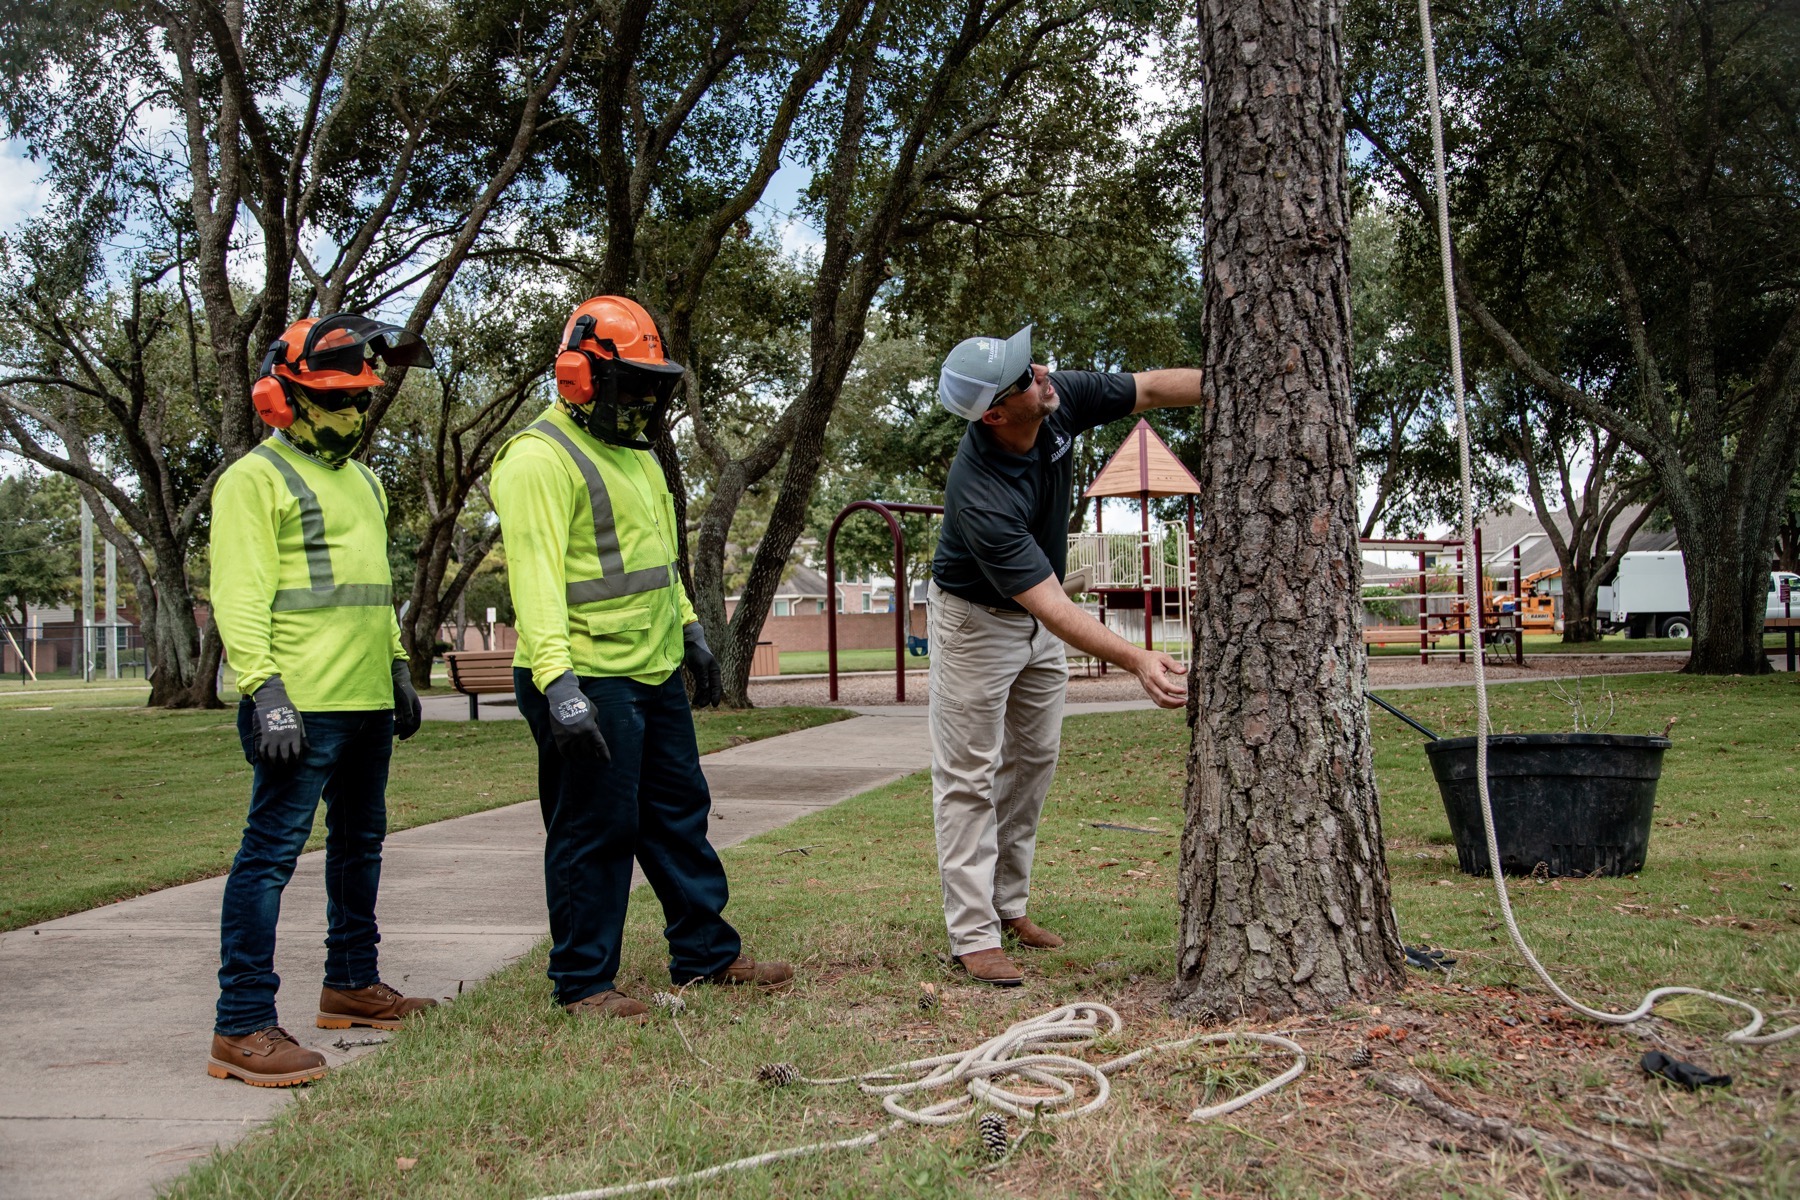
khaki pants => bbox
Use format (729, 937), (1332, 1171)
(927, 582), (1067, 956)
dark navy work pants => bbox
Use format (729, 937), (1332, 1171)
(514, 669), (740, 1006)
(216, 704), (393, 1036)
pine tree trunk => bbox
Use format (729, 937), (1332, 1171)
(1172, 0), (1405, 1021)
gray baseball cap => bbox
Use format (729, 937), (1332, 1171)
(937, 324), (1033, 420)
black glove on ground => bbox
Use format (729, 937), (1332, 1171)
(683, 622), (723, 709)
(251, 676), (307, 767)
(544, 671), (610, 762)
(391, 660), (422, 741)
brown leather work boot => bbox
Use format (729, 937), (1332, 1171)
(957, 948), (1025, 987)
(563, 989), (651, 1022)
(316, 982), (439, 1030)
(1002, 916), (1064, 950)
(703, 954), (795, 989)
(207, 1027), (328, 1087)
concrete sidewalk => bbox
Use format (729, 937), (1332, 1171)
(0, 713), (932, 1200)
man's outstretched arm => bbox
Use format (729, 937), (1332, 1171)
(1011, 575), (1187, 708)
(1132, 367), (1203, 413)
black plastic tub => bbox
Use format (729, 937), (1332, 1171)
(1423, 733), (1672, 877)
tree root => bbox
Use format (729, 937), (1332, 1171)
(1364, 1072), (1657, 1194)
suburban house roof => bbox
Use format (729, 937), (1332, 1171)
(1474, 503), (1677, 576)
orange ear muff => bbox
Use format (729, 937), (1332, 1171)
(252, 375), (295, 428)
(555, 349), (595, 405)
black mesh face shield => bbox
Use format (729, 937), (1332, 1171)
(299, 315), (434, 378)
(575, 356), (685, 449)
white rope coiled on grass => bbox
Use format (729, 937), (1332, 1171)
(529, 1003), (1305, 1200)
(1418, 0), (1796, 1049)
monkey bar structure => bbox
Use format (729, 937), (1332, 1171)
(824, 500), (943, 703)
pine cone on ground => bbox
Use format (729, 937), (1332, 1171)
(757, 1061), (800, 1088)
(1347, 1044), (1373, 1069)
(977, 1111), (1008, 1161)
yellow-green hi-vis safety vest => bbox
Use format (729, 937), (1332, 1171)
(492, 406), (696, 693)
(209, 436), (405, 711)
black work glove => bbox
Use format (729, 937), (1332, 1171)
(250, 675), (307, 767)
(544, 671), (610, 762)
(682, 621), (723, 709)
(391, 659), (422, 741)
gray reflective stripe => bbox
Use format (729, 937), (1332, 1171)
(527, 420), (676, 605)
(566, 565), (674, 604)
(252, 442), (391, 613)
(251, 444), (332, 590)
(350, 461), (386, 513)
(271, 583), (395, 612)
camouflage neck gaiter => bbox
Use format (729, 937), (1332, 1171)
(284, 389), (368, 467)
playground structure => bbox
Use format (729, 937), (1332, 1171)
(824, 500), (942, 702)
(821, 427), (1534, 702)
(1065, 419), (1201, 669)
(1361, 534), (1528, 665)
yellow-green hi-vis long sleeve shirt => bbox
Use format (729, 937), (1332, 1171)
(492, 405), (696, 694)
(209, 435), (405, 710)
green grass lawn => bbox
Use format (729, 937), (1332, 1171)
(0, 704), (849, 932)
(773, 648), (931, 674)
(165, 673), (1798, 1199)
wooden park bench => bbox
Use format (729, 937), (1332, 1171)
(443, 649), (516, 720)
(749, 641), (780, 679)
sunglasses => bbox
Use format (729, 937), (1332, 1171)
(304, 388), (377, 414)
(988, 366), (1036, 410)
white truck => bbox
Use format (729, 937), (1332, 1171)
(1597, 551), (1800, 639)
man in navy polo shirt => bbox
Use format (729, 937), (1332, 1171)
(929, 324), (1201, 986)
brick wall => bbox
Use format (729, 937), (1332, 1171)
(752, 609), (926, 654)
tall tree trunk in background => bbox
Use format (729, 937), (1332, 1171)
(1173, 0), (1404, 1020)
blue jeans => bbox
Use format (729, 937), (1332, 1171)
(515, 669), (740, 1006)
(216, 702), (393, 1036)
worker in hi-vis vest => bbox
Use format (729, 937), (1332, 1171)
(493, 295), (792, 1021)
(206, 314), (438, 1087)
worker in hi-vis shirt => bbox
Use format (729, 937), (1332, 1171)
(492, 295), (792, 1021)
(206, 314), (437, 1087)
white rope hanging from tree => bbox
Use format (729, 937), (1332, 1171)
(530, 8), (1796, 1198)
(1419, 0), (1796, 1049)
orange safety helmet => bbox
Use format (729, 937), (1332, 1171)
(252, 314), (433, 429)
(553, 296), (685, 448)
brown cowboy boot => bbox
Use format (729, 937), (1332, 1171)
(957, 948), (1025, 987)
(563, 989), (651, 1022)
(207, 1026), (329, 1087)
(702, 954), (795, 989)
(316, 982), (439, 1031)
(1001, 916), (1064, 950)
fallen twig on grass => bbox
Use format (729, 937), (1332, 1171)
(1364, 1072), (1657, 1193)
(1558, 1120), (1762, 1186)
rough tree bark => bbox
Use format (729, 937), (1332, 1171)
(1172, 0), (1404, 1020)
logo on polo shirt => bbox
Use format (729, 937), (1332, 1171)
(1049, 432), (1070, 462)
